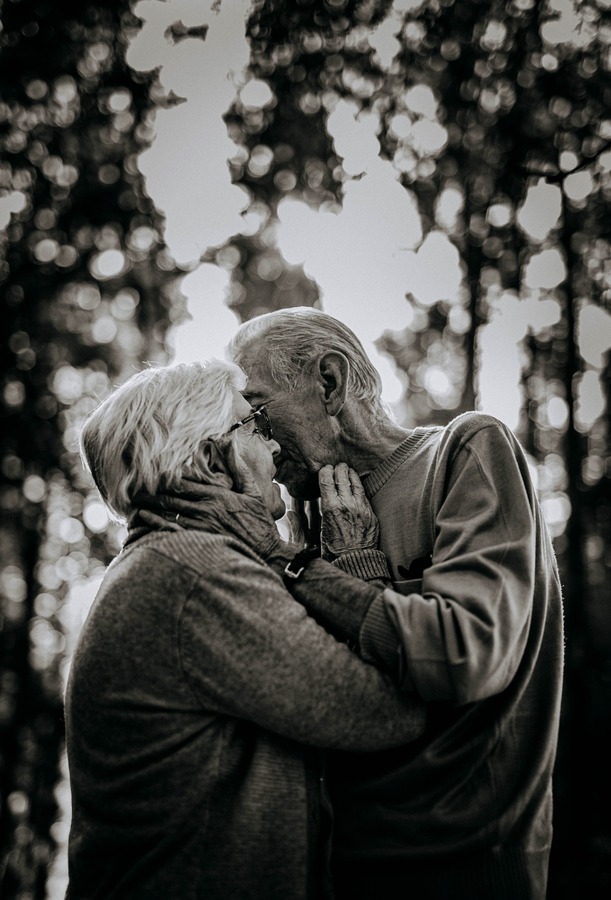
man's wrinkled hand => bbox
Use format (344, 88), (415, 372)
(318, 463), (379, 561)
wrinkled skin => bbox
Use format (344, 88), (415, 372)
(138, 435), (297, 572)
(318, 463), (379, 560)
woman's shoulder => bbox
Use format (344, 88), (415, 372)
(123, 528), (251, 576)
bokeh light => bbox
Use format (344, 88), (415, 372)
(1, 1), (609, 897)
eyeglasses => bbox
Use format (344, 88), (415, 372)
(226, 405), (273, 441)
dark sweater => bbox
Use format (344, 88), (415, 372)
(290, 412), (565, 899)
(64, 523), (425, 900)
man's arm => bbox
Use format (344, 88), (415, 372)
(290, 422), (541, 706)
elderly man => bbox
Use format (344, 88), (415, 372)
(227, 306), (564, 900)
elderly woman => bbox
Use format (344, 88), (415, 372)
(64, 359), (425, 900)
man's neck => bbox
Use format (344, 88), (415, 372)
(336, 413), (413, 478)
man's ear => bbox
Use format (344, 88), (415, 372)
(318, 351), (349, 416)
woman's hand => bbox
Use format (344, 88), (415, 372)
(318, 464), (379, 561)
(204, 436), (295, 563)
(154, 437), (297, 570)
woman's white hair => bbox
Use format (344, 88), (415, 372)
(80, 359), (245, 520)
(227, 306), (390, 419)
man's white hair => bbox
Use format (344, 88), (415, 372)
(80, 359), (245, 520)
(227, 306), (388, 418)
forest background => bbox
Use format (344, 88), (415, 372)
(0, 0), (610, 898)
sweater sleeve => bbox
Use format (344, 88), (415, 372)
(360, 420), (539, 704)
(178, 536), (425, 752)
(282, 550), (391, 646)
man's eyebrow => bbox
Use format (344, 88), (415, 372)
(242, 391), (266, 404)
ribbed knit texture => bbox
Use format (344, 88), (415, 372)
(332, 548), (390, 581)
(363, 426), (437, 495)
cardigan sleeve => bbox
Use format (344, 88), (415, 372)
(177, 538), (425, 752)
(359, 419), (539, 704)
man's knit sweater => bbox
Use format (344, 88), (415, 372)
(290, 412), (564, 899)
(64, 511), (425, 900)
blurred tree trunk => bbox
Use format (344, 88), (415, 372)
(0, 1), (179, 893)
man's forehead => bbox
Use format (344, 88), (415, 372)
(241, 380), (274, 405)
(241, 386), (265, 405)
(240, 356), (276, 401)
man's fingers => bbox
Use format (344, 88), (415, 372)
(320, 463), (369, 509)
(318, 464), (335, 486)
(335, 463), (366, 497)
(332, 463), (355, 501)
(328, 463), (367, 501)
(319, 465), (341, 506)
(347, 466), (367, 496)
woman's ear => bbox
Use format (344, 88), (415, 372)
(189, 439), (234, 488)
(318, 351), (349, 416)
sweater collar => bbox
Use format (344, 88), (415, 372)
(124, 475), (236, 549)
(362, 427), (436, 497)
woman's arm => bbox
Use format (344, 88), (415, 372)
(176, 533), (425, 753)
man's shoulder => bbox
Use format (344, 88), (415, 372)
(441, 410), (512, 447)
(410, 412), (506, 449)
(435, 412), (525, 477)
